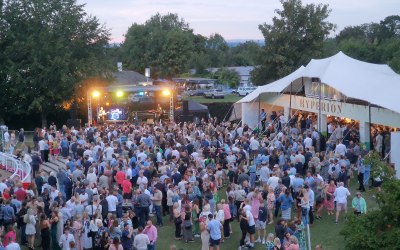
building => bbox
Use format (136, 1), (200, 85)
(207, 66), (255, 86)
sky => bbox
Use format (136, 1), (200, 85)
(77, 0), (400, 43)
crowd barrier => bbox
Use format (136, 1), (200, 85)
(0, 152), (31, 186)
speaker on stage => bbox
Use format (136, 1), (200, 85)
(183, 100), (189, 114)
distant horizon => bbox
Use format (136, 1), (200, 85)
(77, 0), (400, 43)
(108, 38), (264, 46)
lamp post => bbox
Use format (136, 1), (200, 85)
(87, 90), (100, 126)
(162, 89), (174, 122)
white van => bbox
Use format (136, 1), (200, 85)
(237, 86), (257, 96)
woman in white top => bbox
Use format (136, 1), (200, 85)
(57, 209), (64, 244)
(299, 189), (310, 226)
(200, 215), (210, 250)
(24, 208), (36, 249)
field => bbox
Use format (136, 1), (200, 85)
(16, 177), (378, 250)
(157, 179), (377, 250)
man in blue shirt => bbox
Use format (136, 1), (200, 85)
(292, 174), (305, 202)
(201, 138), (210, 148)
(207, 214), (222, 250)
(2, 200), (15, 227)
(305, 171), (315, 188)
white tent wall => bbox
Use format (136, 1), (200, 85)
(228, 103), (242, 121)
(391, 132), (400, 179)
(242, 102), (259, 127)
(239, 93), (288, 127)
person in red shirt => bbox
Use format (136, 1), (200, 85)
(115, 168), (126, 188)
(122, 177), (132, 204)
(14, 184), (27, 201)
(3, 188), (10, 200)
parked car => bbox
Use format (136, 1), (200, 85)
(185, 89), (207, 96)
(205, 89), (225, 99)
(221, 88), (236, 95)
(237, 86), (257, 96)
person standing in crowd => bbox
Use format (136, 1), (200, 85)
(207, 213), (223, 250)
(24, 208), (36, 250)
(5, 236), (20, 250)
(0, 113), (384, 250)
(277, 189), (294, 220)
(334, 182), (351, 224)
(352, 191), (367, 215)
(260, 109), (267, 132)
(151, 186), (163, 227)
(255, 200), (267, 244)
(58, 227), (75, 250)
(39, 214), (51, 250)
(133, 226), (150, 250)
(144, 220), (158, 250)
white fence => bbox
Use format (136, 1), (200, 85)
(0, 152), (31, 183)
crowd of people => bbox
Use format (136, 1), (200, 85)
(0, 111), (380, 250)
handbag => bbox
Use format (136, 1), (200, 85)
(184, 220), (192, 229)
(87, 230), (96, 238)
(175, 217), (182, 224)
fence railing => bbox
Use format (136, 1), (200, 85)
(0, 152), (31, 183)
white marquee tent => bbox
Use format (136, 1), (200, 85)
(232, 51), (400, 124)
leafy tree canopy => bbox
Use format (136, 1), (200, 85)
(0, 0), (110, 125)
(121, 13), (263, 79)
(336, 15), (400, 73)
(341, 152), (398, 250)
(251, 0), (335, 85)
(122, 13), (196, 79)
(213, 68), (240, 88)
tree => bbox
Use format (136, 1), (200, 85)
(122, 13), (197, 79)
(230, 41), (263, 66)
(341, 152), (398, 250)
(251, 0), (335, 85)
(335, 15), (400, 73)
(213, 68), (240, 88)
(205, 33), (229, 67)
(0, 0), (110, 126)
(157, 30), (195, 77)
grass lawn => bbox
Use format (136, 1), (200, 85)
(17, 179), (378, 250)
(156, 178), (378, 250)
(184, 94), (242, 103)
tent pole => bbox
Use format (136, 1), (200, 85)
(318, 79), (322, 148)
(289, 82), (293, 118)
(258, 95), (261, 131)
(222, 104), (234, 122)
(369, 102), (372, 150)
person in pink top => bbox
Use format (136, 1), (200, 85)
(108, 237), (124, 250)
(251, 189), (263, 220)
(286, 235), (300, 250)
(3, 225), (16, 247)
(143, 220), (158, 250)
(221, 199), (232, 238)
